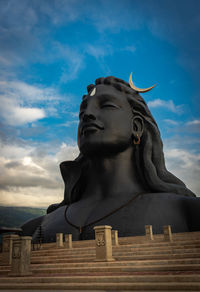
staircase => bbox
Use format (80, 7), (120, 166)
(0, 231), (200, 291)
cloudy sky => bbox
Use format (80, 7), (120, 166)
(0, 0), (200, 208)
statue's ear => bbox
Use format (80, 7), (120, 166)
(132, 115), (144, 138)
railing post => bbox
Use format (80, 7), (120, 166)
(9, 236), (32, 276)
(111, 230), (119, 246)
(145, 225), (154, 240)
(64, 234), (72, 249)
(163, 225), (173, 242)
(56, 233), (63, 248)
(94, 225), (114, 261)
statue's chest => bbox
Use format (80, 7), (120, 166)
(65, 197), (124, 229)
(42, 196), (136, 241)
(63, 198), (134, 240)
(41, 194), (189, 242)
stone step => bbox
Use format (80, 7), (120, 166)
(30, 243), (200, 257)
(30, 253), (200, 264)
(0, 274), (200, 283)
(30, 257), (200, 268)
(32, 258), (200, 270)
(38, 232), (200, 247)
(31, 249), (95, 257)
(31, 264), (200, 274)
(0, 266), (9, 270)
(35, 233), (200, 249)
(35, 247), (200, 256)
(1, 261), (200, 277)
(31, 247), (200, 259)
(1, 232), (199, 290)
(0, 281), (200, 290)
(0, 269), (8, 276)
(33, 238), (200, 249)
(118, 232), (200, 244)
(35, 239), (200, 251)
(131, 240), (200, 247)
(2, 253), (200, 267)
(2, 256), (200, 271)
(31, 256), (95, 263)
(30, 249), (200, 261)
(114, 253), (200, 261)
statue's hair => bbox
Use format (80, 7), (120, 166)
(60, 76), (195, 207)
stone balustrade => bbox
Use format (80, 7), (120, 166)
(2, 234), (19, 265)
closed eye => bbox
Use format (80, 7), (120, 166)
(100, 103), (120, 109)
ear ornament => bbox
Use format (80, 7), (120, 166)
(133, 134), (141, 145)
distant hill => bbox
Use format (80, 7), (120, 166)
(0, 206), (46, 228)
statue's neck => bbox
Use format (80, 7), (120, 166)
(82, 147), (146, 200)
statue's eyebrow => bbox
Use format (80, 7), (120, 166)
(98, 94), (114, 100)
(98, 94), (122, 107)
(80, 93), (122, 111)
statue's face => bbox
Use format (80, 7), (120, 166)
(78, 84), (133, 157)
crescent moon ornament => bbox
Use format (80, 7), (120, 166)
(129, 72), (156, 93)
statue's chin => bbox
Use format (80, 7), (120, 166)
(79, 141), (131, 158)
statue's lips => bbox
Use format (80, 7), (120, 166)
(81, 123), (104, 135)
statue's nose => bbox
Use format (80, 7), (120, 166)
(82, 99), (97, 122)
(82, 113), (96, 122)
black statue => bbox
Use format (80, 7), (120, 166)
(22, 74), (200, 242)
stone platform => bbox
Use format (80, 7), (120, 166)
(0, 231), (200, 291)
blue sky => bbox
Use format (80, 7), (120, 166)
(0, 0), (199, 207)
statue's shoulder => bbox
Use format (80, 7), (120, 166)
(21, 215), (45, 236)
(140, 192), (200, 231)
(138, 192), (200, 215)
(180, 194), (200, 231)
(141, 192), (199, 201)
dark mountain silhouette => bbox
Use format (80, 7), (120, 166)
(0, 206), (46, 228)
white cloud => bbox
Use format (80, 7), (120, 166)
(56, 142), (79, 163)
(184, 119), (200, 133)
(54, 43), (85, 82)
(186, 120), (200, 126)
(164, 146), (200, 196)
(85, 43), (136, 65)
(0, 141), (79, 207)
(0, 56), (12, 66)
(122, 45), (136, 53)
(0, 187), (64, 208)
(148, 99), (183, 114)
(62, 120), (79, 127)
(86, 45), (113, 59)
(4, 106), (45, 126)
(37, 0), (80, 25)
(84, 44), (113, 74)
(0, 80), (62, 103)
(87, 1), (142, 33)
(68, 112), (79, 118)
(163, 119), (179, 126)
(0, 80), (64, 126)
